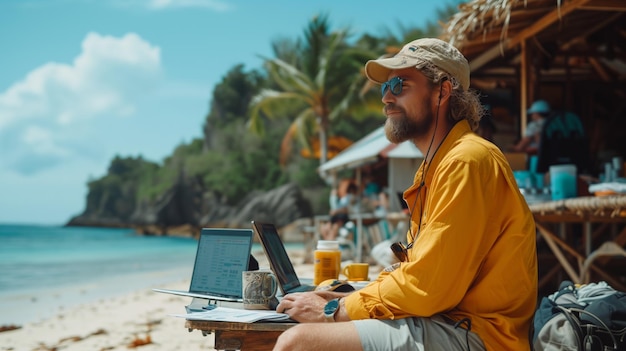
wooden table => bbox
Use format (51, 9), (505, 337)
(185, 319), (295, 351)
(529, 195), (626, 291)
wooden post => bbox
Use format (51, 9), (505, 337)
(520, 39), (529, 136)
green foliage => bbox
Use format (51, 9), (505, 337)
(205, 64), (265, 130)
(285, 157), (326, 188)
(87, 156), (161, 218)
(200, 121), (287, 203)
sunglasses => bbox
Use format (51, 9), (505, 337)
(380, 76), (404, 97)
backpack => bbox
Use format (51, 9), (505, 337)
(532, 281), (626, 351)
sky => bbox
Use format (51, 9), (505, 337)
(0, 0), (455, 225)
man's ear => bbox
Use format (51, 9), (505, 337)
(438, 78), (452, 102)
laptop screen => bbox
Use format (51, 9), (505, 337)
(252, 222), (301, 292)
(189, 228), (252, 298)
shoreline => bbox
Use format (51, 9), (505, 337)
(64, 221), (311, 243)
(0, 265), (192, 326)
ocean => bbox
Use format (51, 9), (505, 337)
(0, 224), (200, 325)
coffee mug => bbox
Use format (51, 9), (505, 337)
(342, 263), (369, 281)
(242, 270), (278, 310)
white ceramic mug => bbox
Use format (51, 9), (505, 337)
(242, 270), (278, 310)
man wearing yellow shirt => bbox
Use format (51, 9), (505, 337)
(275, 38), (537, 351)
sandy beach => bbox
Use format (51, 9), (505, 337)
(0, 246), (380, 351)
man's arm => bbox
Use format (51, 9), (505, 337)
(511, 136), (532, 152)
(276, 291), (352, 323)
(333, 296), (350, 322)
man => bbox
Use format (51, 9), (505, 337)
(275, 38), (537, 351)
(512, 100), (551, 153)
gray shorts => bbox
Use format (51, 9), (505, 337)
(354, 315), (486, 351)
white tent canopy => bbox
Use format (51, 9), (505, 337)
(386, 141), (421, 159)
(318, 126), (424, 212)
(318, 126), (423, 174)
(318, 127), (388, 173)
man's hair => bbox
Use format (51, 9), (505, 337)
(418, 62), (484, 131)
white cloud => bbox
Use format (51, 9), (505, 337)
(22, 125), (69, 157)
(0, 32), (162, 175)
(146, 0), (232, 11)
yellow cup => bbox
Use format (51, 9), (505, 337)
(342, 263), (369, 281)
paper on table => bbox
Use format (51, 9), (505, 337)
(173, 306), (294, 323)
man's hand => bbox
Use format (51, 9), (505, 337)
(276, 292), (328, 323)
(276, 291), (350, 323)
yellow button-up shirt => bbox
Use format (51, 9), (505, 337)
(344, 120), (538, 351)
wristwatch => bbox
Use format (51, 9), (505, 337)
(324, 298), (340, 322)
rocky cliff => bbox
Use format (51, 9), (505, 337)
(67, 181), (314, 236)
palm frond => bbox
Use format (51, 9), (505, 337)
(248, 89), (303, 135)
(265, 58), (315, 94)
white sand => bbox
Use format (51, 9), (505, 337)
(0, 278), (209, 351)
(0, 247), (382, 351)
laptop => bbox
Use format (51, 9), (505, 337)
(251, 221), (316, 295)
(153, 228), (253, 302)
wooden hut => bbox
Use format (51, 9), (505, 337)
(439, 0), (626, 173)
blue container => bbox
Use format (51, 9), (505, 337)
(529, 155), (539, 174)
(514, 170), (533, 188)
(534, 173), (545, 188)
(550, 165), (577, 200)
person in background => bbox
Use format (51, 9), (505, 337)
(512, 100), (551, 153)
(368, 187), (400, 268)
(360, 173), (388, 217)
(274, 38), (537, 351)
(372, 188), (389, 218)
(320, 180), (358, 241)
(361, 173), (380, 205)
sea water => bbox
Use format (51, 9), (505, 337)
(0, 224), (199, 325)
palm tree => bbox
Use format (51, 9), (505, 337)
(248, 7), (459, 171)
(248, 14), (365, 168)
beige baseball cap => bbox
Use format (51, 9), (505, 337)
(365, 38), (470, 91)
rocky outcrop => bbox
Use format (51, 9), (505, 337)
(67, 182), (314, 235)
(211, 183), (313, 228)
(130, 175), (209, 227)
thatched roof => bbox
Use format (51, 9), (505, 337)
(440, 0), (626, 87)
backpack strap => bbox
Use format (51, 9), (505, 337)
(556, 305), (585, 351)
(569, 307), (619, 351)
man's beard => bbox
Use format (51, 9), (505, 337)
(384, 103), (434, 144)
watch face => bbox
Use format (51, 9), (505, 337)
(324, 298), (339, 315)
